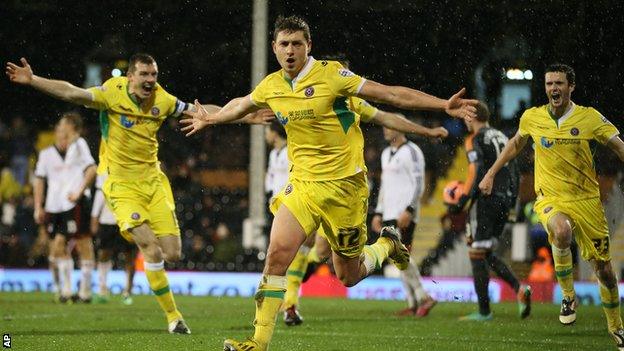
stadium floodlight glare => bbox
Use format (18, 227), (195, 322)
(506, 69), (525, 80)
(505, 68), (532, 80)
(111, 68), (122, 77)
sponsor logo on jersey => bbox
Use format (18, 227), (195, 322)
(275, 111), (288, 125)
(120, 115), (135, 128)
(304, 86), (315, 97)
(570, 127), (579, 136)
(544, 206), (553, 214)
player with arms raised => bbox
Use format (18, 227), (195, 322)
(182, 15), (476, 351)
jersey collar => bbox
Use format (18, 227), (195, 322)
(548, 101), (575, 128)
(284, 56), (316, 91)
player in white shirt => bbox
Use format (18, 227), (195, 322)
(265, 121), (289, 201)
(371, 126), (437, 317)
(91, 172), (137, 305)
(33, 112), (97, 303)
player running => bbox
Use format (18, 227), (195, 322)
(182, 15), (476, 351)
(480, 64), (624, 350)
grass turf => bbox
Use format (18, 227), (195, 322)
(0, 292), (616, 350)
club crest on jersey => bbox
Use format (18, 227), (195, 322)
(120, 115), (135, 128)
(151, 107), (160, 116)
(304, 86), (315, 97)
(570, 127), (579, 136)
(540, 137), (554, 149)
(338, 68), (355, 77)
(284, 184), (293, 195)
(131, 212), (141, 220)
(275, 111), (289, 125)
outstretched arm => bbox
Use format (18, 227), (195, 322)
(606, 135), (624, 162)
(370, 110), (448, 138)
(479, 131), (529, 195)
(180, 95), (260, 136)
(357, 80), (478, 121)
(6, 58), (93, 106)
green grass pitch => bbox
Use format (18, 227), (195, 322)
(0, 292), (615, 350)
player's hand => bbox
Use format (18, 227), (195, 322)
(397, 210), (413, 231)
(6, 58), (34, 85)
(67, 191), (82, 203)
(371, 214), (383, 233)
(478, 172), (494, 195)
(445, 88), (478, 121)
(244, 109), (275, 125)
(426, 127), (449, 139)
(180, 100), (215, 136)
(34, 206), (45, 225)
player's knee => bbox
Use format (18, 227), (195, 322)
(336, 272), (358, 287)
(163, 249), (181, 263)
(551, 221), (573, 245)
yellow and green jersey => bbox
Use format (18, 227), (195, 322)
(251, 57), (375, 181)
(519, 103), (619, 201)
(86, 77), (187, 178)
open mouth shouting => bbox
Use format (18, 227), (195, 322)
(141, 82), (155, 96)
(550, 91), (561, 105)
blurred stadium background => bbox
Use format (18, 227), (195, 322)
(1, 1), (624, 349)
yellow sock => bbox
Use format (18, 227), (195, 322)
(253, 275), (287, 347)
(307, 246), (320, 264)
(145, 261), (181, 323)
(284, 249), (309, 309)
(552, 245), (575, 299)
(600, 283), (623, 332)
(361, 238), (393, 275)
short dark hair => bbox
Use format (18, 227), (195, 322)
(269, 120), (287, 139)
(273, 15), (311, 41)
(545, 63), (575, 86)
(60, 111), (83, 133)
(475, 101), (490, 122)
(128, 53), (156, 73)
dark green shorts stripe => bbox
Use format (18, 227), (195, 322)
(555, 268), (574, 277)
(602, 301), (620, 309)
(152, 285), (171, 296)
(256, 290), (285, 299)
(287, 270), (305, 278)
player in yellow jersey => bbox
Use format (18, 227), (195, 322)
(282, 94), (447, 326)
(6, 53), (270, 334)
(480, 64), (624, 350)
(181, 15), (476, 351)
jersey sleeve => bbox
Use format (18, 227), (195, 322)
(85, 78), (117, 111)
(518, 110), (531, 137)
(349, 97), (378, 122)
(250, 76), (272, 108)
(34, 150), (48, 178)
(76, 138), (96, 171)
(158, 85), (189, 118)
(325, 61), (366, 97)
(591, 108), (619, 144)
(463, 135), (480, 198)
(91, 189), (105, 218)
